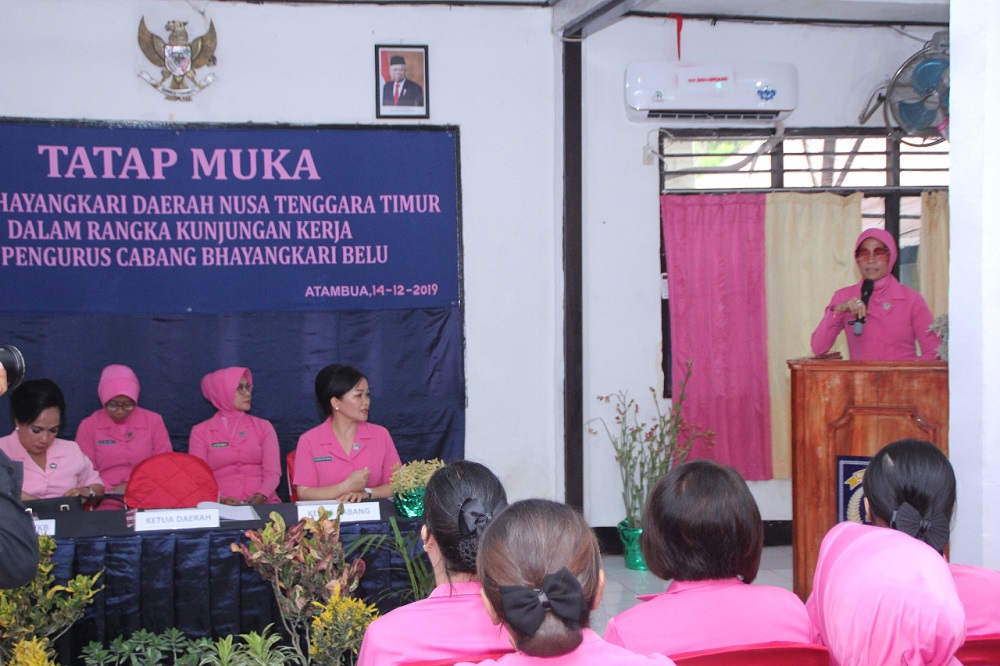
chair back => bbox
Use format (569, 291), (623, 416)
(287, 450), (298, 502)
(670, 641), (830, 666)
(955, 634), (1000, 665)
(125, 452), (219, 509)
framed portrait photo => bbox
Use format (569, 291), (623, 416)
(376, 45), (429, 119)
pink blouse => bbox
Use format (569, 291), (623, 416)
(294, 419), (400, 489)
(76, 407), (172, 488)
(0, 431), (104, 499)
(357, 581), (512, 666)
(188, 412), (281, 503)
(604, 578), (817, 656)
(950, 563), (1000, 637)
(459, 630), (675, 666)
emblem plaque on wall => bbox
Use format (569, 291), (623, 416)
(138, 17), (218, 101)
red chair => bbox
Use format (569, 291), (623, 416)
(669, 642), (830, 666)
(125, 452), (219, 509)
(401, 651), (512, 666)
(955, 634), (1000, 665)
(287, 450), (298, 502)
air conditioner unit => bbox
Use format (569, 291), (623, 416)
(624, 61), (798, 123)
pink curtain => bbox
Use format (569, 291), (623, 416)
(661, 194), (772, 480)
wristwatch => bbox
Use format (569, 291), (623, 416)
(87, 486), (96, 498)
(364, 487), (373, 499)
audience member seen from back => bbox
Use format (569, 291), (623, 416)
(294, 364), (401, 503)
(357, 460), (512, 666)
(189, 367), (281, 505)
(0, 365), (40, 589)
(0, 379), (104, 503)
(76, 364), (172, 494)
(462, 498), (676, 666)
(604, 459), (816, 656)
(861, 438), (1000, 637)
(807, 441), (968, 666)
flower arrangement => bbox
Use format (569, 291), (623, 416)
(588, 361), (713, 530)
(930, 313), (948, 360)
(389, 459), (446, 495)
(390, 459), (445, 517)
(231, 508), (366, 666)
(309, 589), (378, 666)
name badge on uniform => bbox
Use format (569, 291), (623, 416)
(98, 439), (116, 446)
(211, 442), (229, 448)
(313, 455), (333, 463)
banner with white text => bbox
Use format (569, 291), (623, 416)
(0, 121), (460, 314)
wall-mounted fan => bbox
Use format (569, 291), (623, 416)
(859, 31), (949, 147)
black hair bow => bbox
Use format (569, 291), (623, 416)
(458, 497), (493, 537)
(498, 567), (587, 637)
(890, 501), (950, 552)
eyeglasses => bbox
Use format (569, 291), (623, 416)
(106, 401), (136, 412)
(237, 383), (254, 395)
(856, 246), (890, 261)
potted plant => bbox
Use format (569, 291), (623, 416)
(309, 589), (378, 666)
(588, 361), (713, 570)
(389, 458), (446, 518)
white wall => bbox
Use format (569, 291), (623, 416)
(0, 0), (563, 504)
(580, 16), (947, 525)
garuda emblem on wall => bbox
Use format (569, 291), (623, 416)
(138, 17), (217, 101)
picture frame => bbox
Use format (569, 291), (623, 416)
(376, 45), (429, 119)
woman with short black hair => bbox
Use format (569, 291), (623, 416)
(604, 460), (815, 656)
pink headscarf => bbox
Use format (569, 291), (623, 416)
(808, 522), (965, 666)
(855, 228), (898, 273)
(98, 364), (141, 405)
(200, 367), (252, 417)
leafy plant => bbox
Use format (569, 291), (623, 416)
(9, 637), (56, 666)
(588, 361), (714, 528)
(82, 628), (216, 666)
(346, 516), (434, 607)
(930, 313), (948, 360)
(389, 459), (445, 495)
(236, 626), (298, 666)
(231, 509), (366, 666)
(309, 591), (378, 666)
(0, 535), (103, 662)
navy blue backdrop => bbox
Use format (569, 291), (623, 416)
(0, 121), (465, 499)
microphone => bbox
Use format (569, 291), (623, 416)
(851, 279), (875, 336)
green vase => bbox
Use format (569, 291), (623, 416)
(617, 518), (648, 571)
(393, 488), (426, 518)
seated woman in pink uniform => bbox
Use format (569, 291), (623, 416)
(807, 521), (965, 665)
(0, 379), (104, 503)
(464, 499), (675, 666)
(604, 460), (816, 656)
(358, 460), (512, 666)
(862, 438), (1000, 638)
(294, 364), (400, 503)
(811, 228), (941, 360)
(188, 367), (280, 505)
(76, 365), (172, 493)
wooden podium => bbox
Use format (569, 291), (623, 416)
(787, 357), (948, 600)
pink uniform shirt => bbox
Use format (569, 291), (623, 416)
(950, 563), (1000, 637)
(76, 407), (172, 488)
(189, 412), (281, 503)
(459, 629), (676, 666)
(604, 578), (817, 656)
(294, 419), (400, 489)
(357, 581), (513, 666)
(0, 431), (104, 499)
(807, 522), (965, 666)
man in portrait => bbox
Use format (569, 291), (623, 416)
(382, 55), (424, 107)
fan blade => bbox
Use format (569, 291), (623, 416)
(911, 57), (948, 95)
(898, 99), (939, 130)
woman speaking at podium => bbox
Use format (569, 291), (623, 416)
(294, 364), (400, 503)
(810, 228), (940, 361)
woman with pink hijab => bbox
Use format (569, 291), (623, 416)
(188, 367), (280, 505)
(76, 364), (172, 493)
(811, 228), (941, 360)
